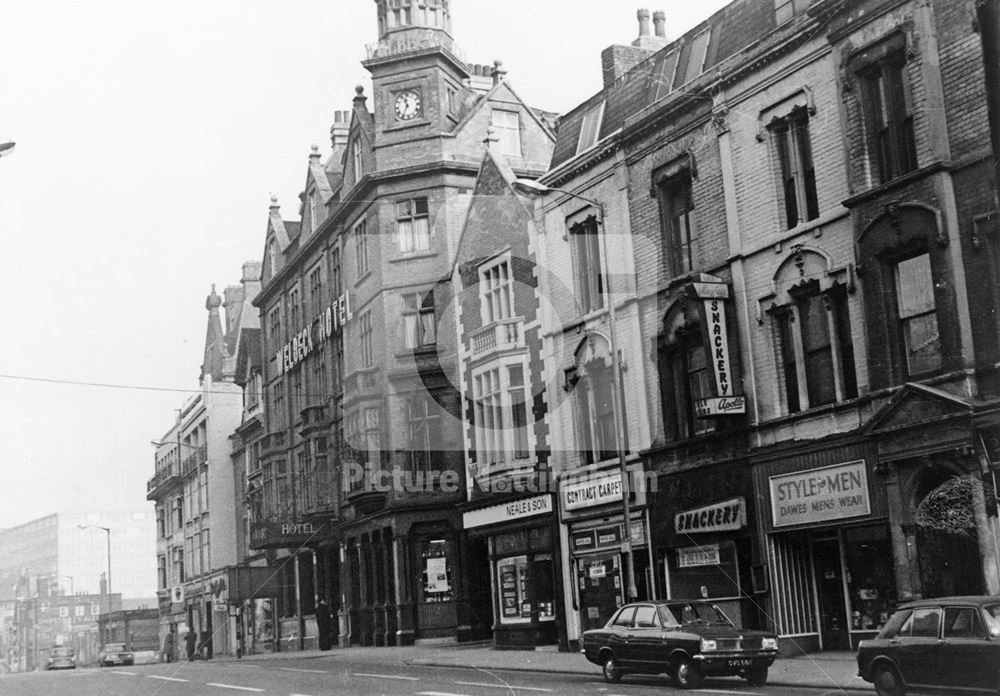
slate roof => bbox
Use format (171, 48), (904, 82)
(551, 0), (795, 168)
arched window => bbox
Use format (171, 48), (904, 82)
(658, 300), (712, 440)
(570, 336), (618, 464)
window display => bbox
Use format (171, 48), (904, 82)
(668, 540), (740, 599)
(495, 553), (555, 624)
(844, 525), (894, 632)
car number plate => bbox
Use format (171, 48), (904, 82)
(728, 658), (752, 667)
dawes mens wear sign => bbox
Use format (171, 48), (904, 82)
(674, 497), (746, 534)
(275, 292), (353, 375)
(769, 460), (871, 528)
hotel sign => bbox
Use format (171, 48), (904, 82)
(692, 280), (744, 416)
(769, 460), (871, 528)
(675, 497), (746, 534)
(463, 495), (552, 529)
(562, 473), (623, 511)
(275, 292), (353, 375)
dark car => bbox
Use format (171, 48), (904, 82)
(581, 600), (779, 688)
(857, 595), (1000, 695)
(97, 642), (134, 667)
(44, 647), (76, 670)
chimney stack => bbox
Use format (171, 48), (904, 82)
(653, 10), (666, 38)
(637, 8), (651, 38)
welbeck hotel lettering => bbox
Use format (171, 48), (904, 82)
(276, 292), (353, 375)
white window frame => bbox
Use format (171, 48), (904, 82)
(576, 101), (605, 154)
(472, 357), (532, 469)
(490, 109), (522, 157)
(479, 254), (515, 325)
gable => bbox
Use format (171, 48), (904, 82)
(865, 383), (977, 435)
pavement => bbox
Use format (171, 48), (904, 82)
(212, 642), (867, 691)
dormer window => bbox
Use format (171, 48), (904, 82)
(774, 0), (810, 24)
(352, 141), (363, 186)
(309, 191), (322, 233)
(576, 101), (604, 154)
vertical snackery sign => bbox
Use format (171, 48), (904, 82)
(692, 280), (745, 416)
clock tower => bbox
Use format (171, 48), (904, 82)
(363, 0), (470, 145)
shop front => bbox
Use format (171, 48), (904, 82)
(462, 493), (560, 648)
(560, 467), (650, 650)
(753, 438), (893, 653)
(650, 460), (762, 630)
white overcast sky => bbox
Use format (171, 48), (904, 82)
(0, 0), (729, 529)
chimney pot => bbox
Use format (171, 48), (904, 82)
(491, 59), (507, 86)
(653, 10), (666, 38)
(637, 8), (651, 37)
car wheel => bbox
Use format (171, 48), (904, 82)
(745, 665), (768, 686)
(873, 663), (905, 696)
(601, 653), (622, 684)
(673, 656), (703, 689)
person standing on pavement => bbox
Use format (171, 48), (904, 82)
(316, 598), (333, 650)
(163, 630), (175, 663)
(185, 629), (197, 661)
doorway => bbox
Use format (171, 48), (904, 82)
(577, 553), (623, 632)
(812, 536), (849, 650)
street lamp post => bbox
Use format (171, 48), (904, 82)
(78, 525), (112, 613)
(512, 178), (639, 603)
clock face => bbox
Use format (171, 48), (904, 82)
(394, 90), (422, 121)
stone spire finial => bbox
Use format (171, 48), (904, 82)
(484, 125), (499, 148)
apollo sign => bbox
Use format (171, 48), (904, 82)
(275, 293), (353, 374)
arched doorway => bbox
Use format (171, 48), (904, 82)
(913, 464), (984, 598)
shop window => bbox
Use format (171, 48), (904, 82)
(844, 525), (895, 632)
(656, 170), (696, 278)
(421, 539), (453, 603)
(568, 213), (604, 315)
(894, 253), (941, 376)
(666, 541), (740, 600)
(854, 35), (917, 184)
(497, 555), (531, 623)
(770, 105), (818, 229)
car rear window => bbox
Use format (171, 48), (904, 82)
(52, 648), (73, 656)
(981, 604), (1000, 636)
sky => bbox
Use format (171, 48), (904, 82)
(0, 0), (730, 530)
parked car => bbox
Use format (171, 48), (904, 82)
(97, 642), (134, 667)
(857, 595), (1000, 696)
(44, 647), (76, 670)
(581, 600), (779, 688)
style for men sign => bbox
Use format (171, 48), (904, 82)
(769, 460), (871, 528)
